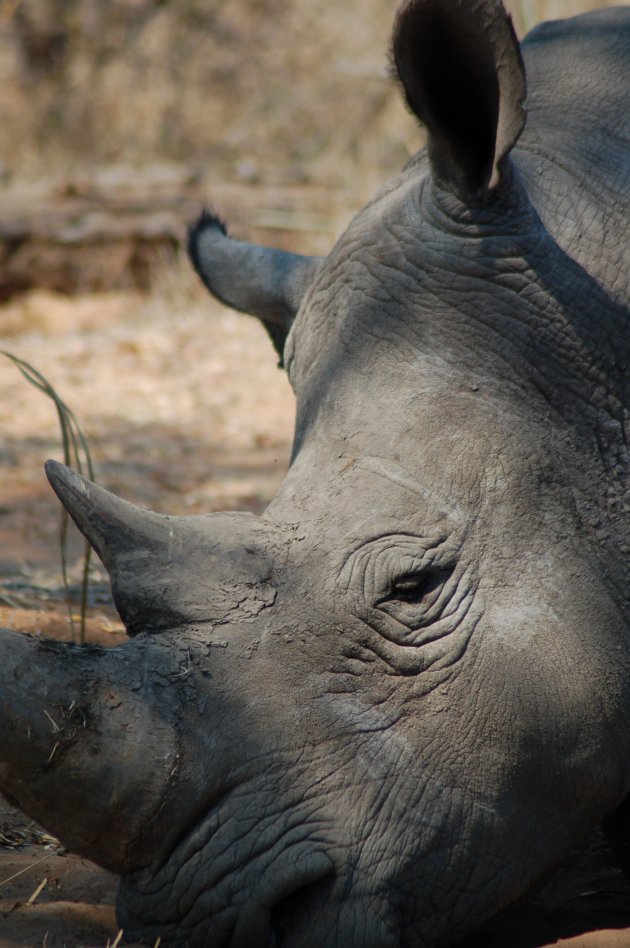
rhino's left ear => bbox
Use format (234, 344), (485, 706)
(392, 0), (526, 197)
(188, 209), (322, 365)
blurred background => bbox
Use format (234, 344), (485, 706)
(0, 0), (622, 185)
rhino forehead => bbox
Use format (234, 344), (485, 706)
(280, 375), (568, 508)
(286, 170), (537, 379)
(287, 162), (627, 466)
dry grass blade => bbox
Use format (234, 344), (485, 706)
(27, 876), (48, 904)
(1, 350), (95, 643)
(0, 852), (51, 888)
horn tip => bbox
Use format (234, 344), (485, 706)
(45, 460), (91, 498)
(44, 457), (65, 480)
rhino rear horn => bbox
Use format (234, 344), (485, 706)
(392, 0), (526, 196)
(188, 209), (322, 363)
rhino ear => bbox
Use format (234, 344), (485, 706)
(392, 0), (526, 196)
(188, 209), (322, 365)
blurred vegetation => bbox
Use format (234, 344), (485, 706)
(1, 350), (94, 642)
(0, 0), (622, 188)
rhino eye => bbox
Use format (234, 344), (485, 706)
(387, 568), (444, 605)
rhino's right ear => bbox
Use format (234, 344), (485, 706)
(392, 0), (526, 197)
(188, 209), (322, 365)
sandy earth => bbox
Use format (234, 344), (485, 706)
(1, 288), (630, 946)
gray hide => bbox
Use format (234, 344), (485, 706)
(1, 1), (629, 946)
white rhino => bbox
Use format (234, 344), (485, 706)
(1, 1), (629, 945)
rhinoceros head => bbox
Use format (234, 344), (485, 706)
(2, 0), (630, 945)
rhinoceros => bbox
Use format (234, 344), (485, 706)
(1, 0), (629, 945)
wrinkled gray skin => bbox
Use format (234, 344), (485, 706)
(1, 2), (630, 945)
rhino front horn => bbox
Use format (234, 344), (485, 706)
(0, 627), (180, 872)
(45, 459), (167, 569)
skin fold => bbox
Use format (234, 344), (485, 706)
(1, 1), (629, 945)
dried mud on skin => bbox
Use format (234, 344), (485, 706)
(1, 290), (630, 946)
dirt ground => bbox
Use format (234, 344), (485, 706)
(1, 287), (630, 946)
